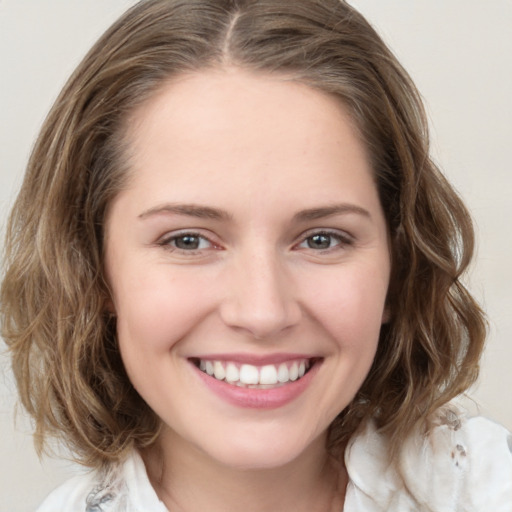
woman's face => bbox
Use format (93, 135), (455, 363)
(105, 68), (391, 470)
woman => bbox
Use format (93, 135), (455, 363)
(2, 0), (511, 510)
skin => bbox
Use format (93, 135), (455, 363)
(105, 67), (391, 511)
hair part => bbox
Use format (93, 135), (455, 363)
(1, 0), (486, 468)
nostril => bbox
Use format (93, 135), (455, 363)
(219, 298), (302, 340)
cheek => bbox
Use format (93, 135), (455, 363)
(304, 264), (389, 349)
(113, 269), (212, 354)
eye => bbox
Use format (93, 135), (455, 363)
(305, 233), (336, 250)
(297, 231), (352, 251)
(159, 232), (215, 252)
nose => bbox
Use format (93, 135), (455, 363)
(219, 248), (301, 339)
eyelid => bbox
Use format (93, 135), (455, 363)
(155, 227), (353, 253)
(157, 229), (222, 251)
(294, 228), (354, 250)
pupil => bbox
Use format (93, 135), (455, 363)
(176, 235), (199, 250)
(308, 234), (330, 249)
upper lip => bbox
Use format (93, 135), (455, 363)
(188, 353), (320, 366)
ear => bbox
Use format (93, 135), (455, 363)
(102, 270), (117, 315)
(103, 293), (117, 316)
(381, 306), (391, 324)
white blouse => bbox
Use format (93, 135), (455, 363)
(37, 411), (512, 511)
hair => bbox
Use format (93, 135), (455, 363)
(1, 0), (486, 469)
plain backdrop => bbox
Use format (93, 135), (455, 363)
(1, 1), (511, 510)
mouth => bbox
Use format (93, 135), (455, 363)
(189, 357), (319, 389)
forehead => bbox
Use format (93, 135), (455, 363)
(127, 68), (366, 158)
(115, 68), (378, 216)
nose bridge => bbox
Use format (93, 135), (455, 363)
(220, 244), (300, 338)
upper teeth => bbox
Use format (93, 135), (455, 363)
(198, 359), (309, 386)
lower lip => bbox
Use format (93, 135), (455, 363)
(191, 361), (321, 409)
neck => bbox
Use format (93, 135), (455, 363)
(143, 429), (347, 512)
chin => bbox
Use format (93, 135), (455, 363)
(198, 428), (325, 471)
(209, 448), (301, 471)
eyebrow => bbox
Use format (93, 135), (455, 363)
(292, 204), (371, 222)
(139, 202), (370, 222)
(138, 203), (232, 221)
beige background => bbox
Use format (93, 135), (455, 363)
(1, 1), (511, 510)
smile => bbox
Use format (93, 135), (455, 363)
(189, 355), (322, 409)
(192, 358), (313, 388)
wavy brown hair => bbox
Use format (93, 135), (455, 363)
(1, 0), (486, 468)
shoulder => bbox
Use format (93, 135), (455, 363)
(400, 411), (512, 511)
(36, 451), (167, 512)
(345, 406), (512, 511)
(35, 470), (99, 512)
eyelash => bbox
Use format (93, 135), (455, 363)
(157, 232), (217, 253)
(157, 229), (353, 255)
(295, 230), (353, 252)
